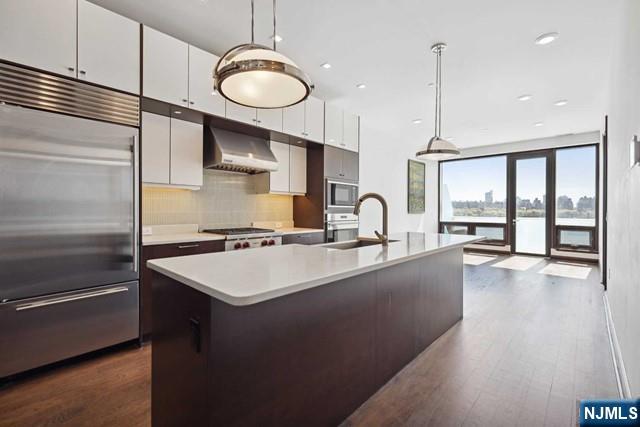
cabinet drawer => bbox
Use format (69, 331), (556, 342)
(0, 281), (139, 377)
(282, 232), (325, 245)
(145, 240), (224, 259)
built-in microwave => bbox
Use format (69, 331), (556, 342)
(326, 180), (358, 209)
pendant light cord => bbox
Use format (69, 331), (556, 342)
(434, 47), (442, 138)
(273, 0), (277, 50)
(251, 0), (255, 44)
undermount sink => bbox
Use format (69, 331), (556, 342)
(321, 238), (399, 250)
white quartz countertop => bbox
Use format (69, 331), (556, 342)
(147, 232), (483, 306)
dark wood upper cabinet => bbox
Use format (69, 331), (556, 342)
(324, 145), (359, 181)
(324, 145), (344, 179)
(341, 149), (359, 182)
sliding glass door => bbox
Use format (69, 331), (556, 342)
(510, 153), (550, 255)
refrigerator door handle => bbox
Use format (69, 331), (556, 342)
(15, 287), (129, 312)
(133, 133), (140, 274)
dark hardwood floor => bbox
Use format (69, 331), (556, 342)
(0, 255), (617, 427)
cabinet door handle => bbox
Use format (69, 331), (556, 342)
(340, 143), (346, 147)
(67, 67), (75, 72)
(189, 318), (201, 353)
(189, 101), (194, 105)
(257, 120), (262, 124)
(252, 118), (257, 122)
(182, 98), (188, 103)
(79, 70), (86, 75)
(178, 244), (200, 249)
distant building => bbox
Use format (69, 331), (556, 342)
(484, 190), (494, 205)
(557, 195), (574, 210)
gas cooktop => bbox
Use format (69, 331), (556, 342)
(201, 227), (276, 236)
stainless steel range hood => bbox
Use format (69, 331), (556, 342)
(204, 127), (278, 174)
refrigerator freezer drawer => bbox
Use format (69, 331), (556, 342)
(0, 281), (139, 378)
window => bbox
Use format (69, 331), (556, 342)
(475, 226), (505, 241)
(555, 146), (597, 227)
(440, 156), (507, 223)
(442, 224), (469, 235)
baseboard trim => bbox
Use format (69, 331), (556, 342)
(603, 292), (632, 398)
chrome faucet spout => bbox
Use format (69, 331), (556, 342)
(353, 192), (389, 246)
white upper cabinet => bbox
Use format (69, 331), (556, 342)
(188, 46), (225, 116)
(170, 119), (203, 187)
(324, 103), (359, 152)
(283, 97), (324, 143)
(77, 0), (139, 94)
(324, 104), (343, 147)
(289, 145), (307, 194)
(256, 108), (283, 132)
(304, 96), (325, 143)
(141, 112), (171, 184)
(142, 112), (203, 188)
(269, 141), (291, 193)
(143, 26), (189, 106)
(342, 112), (360, 152)
(282, 102), (305, 138)
(0, 0), (77, 77)
(225, 101), (257, 125)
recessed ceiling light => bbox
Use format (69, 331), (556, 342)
(412, 119), (422, 124)
(271, 34), (283, 43)
(356, 83), (366, 89)
(534, 122), (544, 127)
(535, 32), (559, 45)
(554, 99), (568, 106)
(321, 62), (331, 69)
(517, 94), (533, 101)
(174, 110), (182, 115)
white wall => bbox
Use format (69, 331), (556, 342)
(458, 131), (600, 159)
(358, 123), (439, 237)
(605, 0), (640, 396)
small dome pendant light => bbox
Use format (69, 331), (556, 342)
(213, 0), (313, 109)
(416, 43), (460, 161)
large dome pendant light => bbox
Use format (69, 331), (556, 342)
(213, 0), (313, 109)
(416, 43), (460, 161)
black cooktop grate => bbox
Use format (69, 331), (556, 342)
(201, 227), (275, 235)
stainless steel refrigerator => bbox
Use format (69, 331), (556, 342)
(0, 63), (140, 377)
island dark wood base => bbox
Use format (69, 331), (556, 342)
(152, 247), (463, 427)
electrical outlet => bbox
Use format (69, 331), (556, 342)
(142, 226), (153, 236)
(275, 222), (283, 228)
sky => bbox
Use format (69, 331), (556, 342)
(441, 146), (596, 202)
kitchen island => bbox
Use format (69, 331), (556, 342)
(148, 232), (481, 427)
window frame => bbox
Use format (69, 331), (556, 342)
(437, 143), (599, 255)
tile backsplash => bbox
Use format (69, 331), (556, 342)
(142, 170), (293, 227)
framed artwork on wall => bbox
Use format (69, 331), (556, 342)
(408, 159), (426, 213)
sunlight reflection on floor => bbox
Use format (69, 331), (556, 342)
(463, 253), (498, 266)
(491, 255), (544, 271)
(538, 261), (592, 280)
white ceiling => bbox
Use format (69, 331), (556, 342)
(92, 0), (623, 148)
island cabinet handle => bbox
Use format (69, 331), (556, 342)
(178, 244), (200, 249)
(190, 318), (201, 353)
